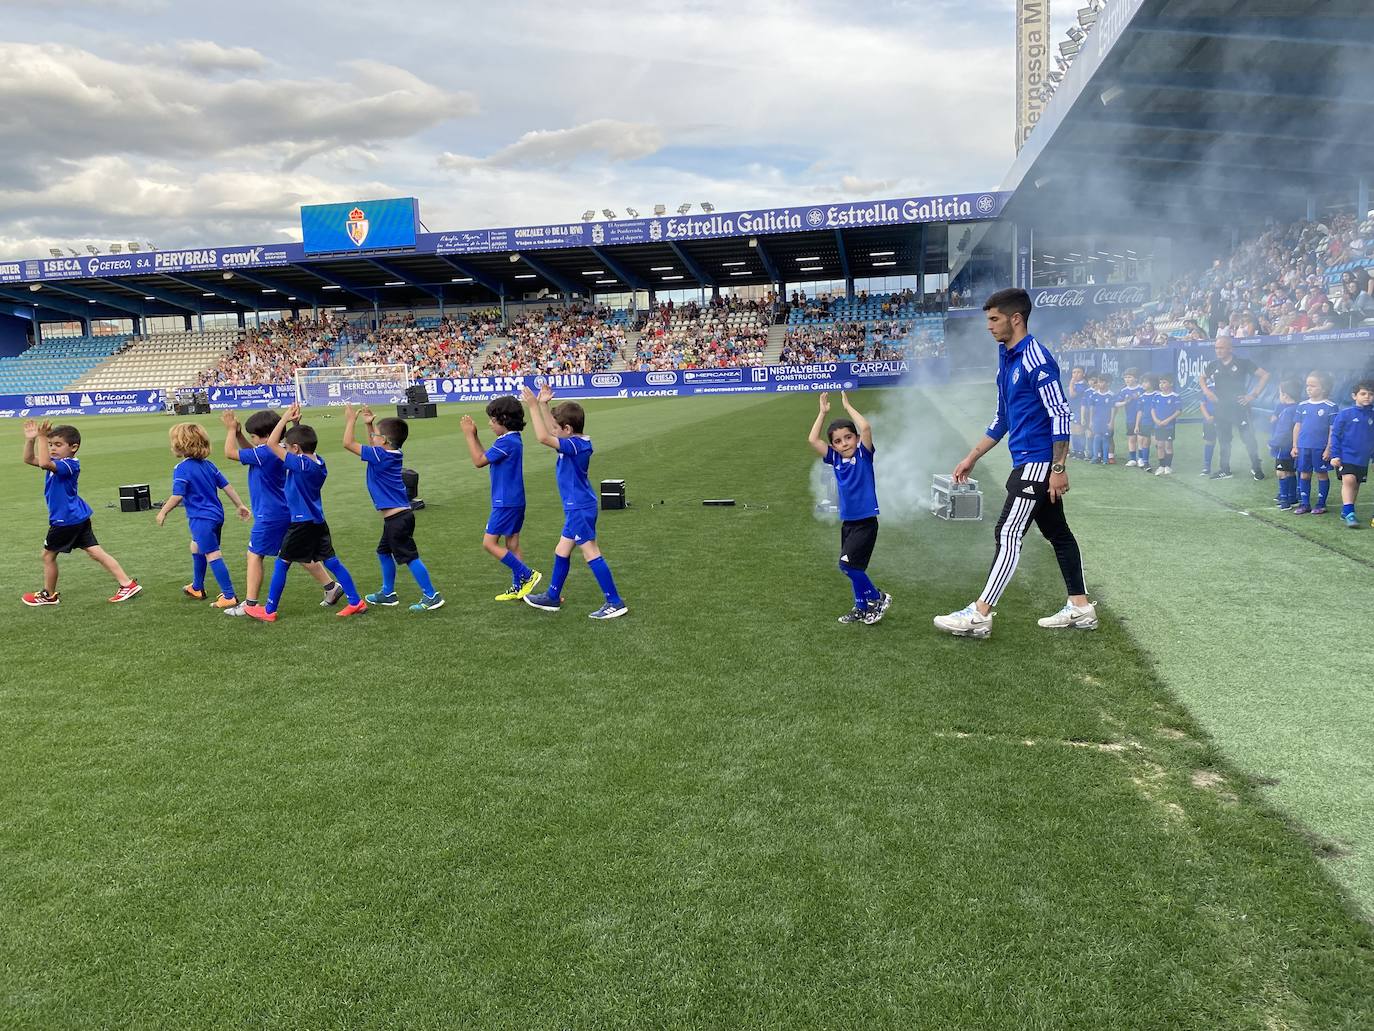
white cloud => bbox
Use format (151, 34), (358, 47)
(439, 119), (663, 172)
(168, 40), (268, 73)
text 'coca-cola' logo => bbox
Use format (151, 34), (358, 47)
(1032, 286), (1150, 309)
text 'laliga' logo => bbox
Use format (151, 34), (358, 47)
(345, 207), (369, 248)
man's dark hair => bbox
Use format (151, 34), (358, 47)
(487, 395), (525, 431)
(245, 410), (279, 438)
(49, 424), (80, 447)
(551, 401), (585, 434)
(1279, 377), (1302, 400)
(285, 423), (319, 453)
(982, 287), (1033, 324)
(826, 418), (858, 443)
(375, 417), (408, 448)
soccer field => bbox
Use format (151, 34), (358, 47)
(2, 387), (1372, 1030)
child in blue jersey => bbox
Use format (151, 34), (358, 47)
(1290, 371), (1338, 515)
(1198, 395), (1216, 476)
(243, 403), (366, 622)
(20, 420), (141, 607)
(1149, 374), (1181, 475)
(519, 384), (627, 619)
(461, 395), (542, 601)
(343, 404), (443, 612)
(155, 422), (248, 608)
(1135, 374), (1159, 471)
(1267, 380), (1300, 509)
(1067, 366), (1088, 459)
(1115, 368), (1145, 466)
(1328, 380), (1374, 527)
(808, 391), (891, 624)
(221, 408), (341, 615)
(1089, 375), (1116, 464)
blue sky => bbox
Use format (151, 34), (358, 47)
(0, 0), (1022, 257)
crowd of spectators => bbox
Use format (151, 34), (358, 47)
(1065, 215), (1374, 349)
(778, 319), (941, 364)
(628, 304), (769, 370)
(478, 304), (625, 376)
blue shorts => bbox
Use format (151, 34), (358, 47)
(485, 506), (525, 537)
(560, 506), (598, 544)
(1296, 447), (1330, 474)
(1269, 445), (1288, 461)
(188, 518), (224, 555)
(248, 517), (290, 557)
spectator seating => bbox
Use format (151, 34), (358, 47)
(75, 331), (238, 392)
(0, 335), (132, 394)
(629, 304), (768, 370)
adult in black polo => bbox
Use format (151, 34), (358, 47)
(1200, 334), (1269, 480)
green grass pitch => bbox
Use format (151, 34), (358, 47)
(1, 387), (1372, 1030)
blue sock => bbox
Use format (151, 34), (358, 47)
(1287, 478), (1298, 504)
(499, 550), (531, 582)
(1203, 442), (1214, 471)
(1140, 443), (1150, 466)
(266, 559), (290, 613)
(1299, 479), (1311, 507)
(377, 553), (397, 595)
(548, 553), (571, 600)
(841, 563), (877, 605)
(208, 557), (235, 598)
(1317, 479), (1330, 507)
(1343, 503), (1355, 518)
(323, 556), (359, 605)
(406, 558), (436, 596)
(192, 552), (207, 591)
(587, 556), (623, 606)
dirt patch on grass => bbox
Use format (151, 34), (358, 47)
(1191, 770), (1227, 790)
(1157, 727), (1190, 741)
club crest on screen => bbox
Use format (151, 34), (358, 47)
(345, 207), (369, 247)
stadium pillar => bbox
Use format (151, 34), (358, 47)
(916, 224), (927, 300)
(711, 284), (720, 301)
(845, 277), (854, 301)
(1359, 177), (1370, 219)
(183, 315), (192, 332)
(197, 314), (204, 332)
(372, 298), (380, 331)
(131, 316), (140, 335)
(31, 308), (42, 346)
(237, 312), (246, 330)
(81, 316), (90, 336)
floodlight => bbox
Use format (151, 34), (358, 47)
(29, 283), (41, 292)
(1078, 8), (1097, 28)
(127, 241), (140, 252)
(509, 253), (521, 263)
(700, 202), (715, 213)
(222, 272), (234, 280)
(86, 245), (100, 255)
(1067, 25), (1085, 42)
(1048, 70), (1064, 84)
(145, 242), (155, 250)
(1100, 85), (1124, 105)
(67, 248), (80, 257)
(677, 203), (692, 214)
(109, 243), (122, 253)
(581, 210), (596, 221)
(49, 248), (62, 258)
(602, 209), (617, 220)
(1060, 39), (1082, 56)
(653, 204), (666, 216)
(626, 207), (639, 217)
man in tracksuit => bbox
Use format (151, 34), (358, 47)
(934, 288), (1096, 639)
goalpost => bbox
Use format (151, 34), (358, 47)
(293, 364), (412, 407)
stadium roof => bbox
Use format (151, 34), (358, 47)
(0, 192), (1006, 324)
(1001, 0), (1374, 231)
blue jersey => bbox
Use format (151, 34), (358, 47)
(1294, 400), (1339, 450)
(172, 457), (228, 523)
(1136, 391), (1160, 430)
(484, 431), (526, 508)
(1117, 384), (1144, 420)
(1267, 402), (1298, 451)
(1069, 380), (1088, 410)
(554, 436), (597, 510)
(283, 452), (327, 523)
(44, 457), (93, 526)
(985, 334), (1072, 465)
(825, 442), (879, 521)
(1329, 404), (1374, 465)
(1151, 392), (1180, 426)
(360, 446), (410, 510)
(237, 444), (289, 522)
(1089, 390), (1116, 434)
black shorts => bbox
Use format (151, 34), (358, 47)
(1274, 456), (1296, 473)
(1202, 421), (1216, 442)
(45, 519), (98, 554)
(839, 517), (879, 571)
(279, 521), (335, 563)
(1338, 463), (1368, 484)
(1152, 426), (1176, 442)
(377, 509), (420, 564)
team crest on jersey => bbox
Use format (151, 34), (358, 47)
(345, 207), (369, 247)
(1012, 367), (1022, 384)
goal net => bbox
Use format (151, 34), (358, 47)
(293, 364), (412, 407)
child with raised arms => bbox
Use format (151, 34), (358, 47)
(342, 404), (444, 611)
(1327, 380), (1374, 527)
(20, 420), (141, 607)
(156, 422), (248, 608)
(519, 385), (627, 619)
(243, 404), (366, 622)
(460, 395), (542, 601)
(221, 408), (343, 615)
(807, 391), (891, 624)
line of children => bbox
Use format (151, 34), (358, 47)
(807, 391), (891, 624)
(155, 423), (250, 608)
(21, 420), (141, 606)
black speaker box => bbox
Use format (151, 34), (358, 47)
(396, 403), (437, 419)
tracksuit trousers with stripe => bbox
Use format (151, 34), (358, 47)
(978, 461), (1087, 607)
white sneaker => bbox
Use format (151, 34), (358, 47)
(1037, 601), (1099, 630)
(1125, 459), (1138, 468)
(1163, 466), (1173, 476)
(933, 603), (993, 638)
(1154, 465), (1167, 476)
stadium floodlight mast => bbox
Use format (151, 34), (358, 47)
(602, 208), (618, 220)
(581, 210), (595, 221)
(676, 203), (692, 214)
(626, 207), (639, 217)
(700, 202), (715, 213)
(48, 248), (62, 258)
(653, 204), (667, 216)
(127, 241), (140, 252)
(85, 245), (99, 255)
(1060, 39), (1082, 57)
(109, 244), (122, 253)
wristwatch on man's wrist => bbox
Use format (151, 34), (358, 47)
(1050, 462), (1066, 474)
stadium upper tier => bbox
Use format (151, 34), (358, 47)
(0, 335), (130, 393)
